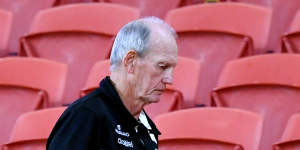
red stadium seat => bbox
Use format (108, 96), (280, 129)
(155, 107), (263, 150)
(273, 113), (300, 150)
(81, 57), (198, 118)
(80, 59), (110, 97)
(0, 9), (12, 57)
(54, 0), (206, 18)
(20, 3), (139, 105)
(0, 0), (57, 54)
(281, 10), (300, 53)
(2, 107), (66, 150)
(212, 54), (300, 150)
(165, 3), (271, 105)
(165, 56), (201, 108)
(0, 57), (67, 147)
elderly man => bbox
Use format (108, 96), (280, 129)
(46, 16), (178, 150)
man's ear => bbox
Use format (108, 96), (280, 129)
(123, 50), (137, 74)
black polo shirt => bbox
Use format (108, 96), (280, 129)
(46, 77), (160, 150)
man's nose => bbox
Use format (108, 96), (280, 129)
(162, 70), (173, 85)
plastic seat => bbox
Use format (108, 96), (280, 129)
(20, 3), (139, 105)
(212, 54), (300, 150)
(155, 107), (263, 150)
(165, 3), (271, 105)
(281, 10), (300, 53)
(273, 113), (300, 150)
(163, 56), (201, 108)
(55, 0), (206, 18)
(80, 59), (183, 119)
(0, 0), (57, 55)
(81, 57), (199, 118)
(0, 9), (12, 57)
(0, 57), (67, 147)
(2, 107), (66, 150)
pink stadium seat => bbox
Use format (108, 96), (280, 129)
(267, 0), (300, 52)
(0, 9), (12, 57)
(81, 57), (199, 118)
(212, 54), (300, 150)
(281, 10), (300, 53)
(165, 3), (271, 105)
(155, 107), (263, 150)
(55, 0), (206, 18)
(2, 107), (66, 150)
(0, 0), (57, 54)
(80, 59), (183, 119)
(20, 3), (139, 105)
(273, 113), (300, 150)
(0, 58), (67, 147)
(164, 56), (201, 108)
(79, 59), (110, 97)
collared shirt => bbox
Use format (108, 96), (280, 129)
(47, 77), (160, 150)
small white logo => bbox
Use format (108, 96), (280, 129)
(115, 125), (130, 137)
(118, 138), (133, 148)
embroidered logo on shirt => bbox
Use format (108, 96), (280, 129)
(115, 125), (130, 137)
(118, 138), (133, 148)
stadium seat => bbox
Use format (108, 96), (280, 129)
(20, 3), (139, 105)
(155, 107), (263, 150)
(273, 113), (300, 150)
(79, 59), (110, 97)
(165, 2), (271, 105)
(0, 0), (57, 55)
(80, 59), (183, 119)
(0, 57), (67, 147)
(0, 9), (12, 57)
(2, 107), (66, 150)
(281, 10), (300, 53)
(267, 0), (300, 52)
(81, 56), (200, 118)
(54, 0), (206, 18)
(212, 54), (300, 150)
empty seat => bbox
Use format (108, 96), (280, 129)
(212, 54), (300, 150)
(0, 0), (57, 55)
(0, 57), (67, 147)
(2, 107), (66, 150)
(155, 107), (263, 150)
(281, 10), (300, 53)
(273, 113), (300, 150)
(165, 3), (271, 105)
(0, 9), (12, 57)
(81, 57), (200, 118)
(20, 3), (139, 105)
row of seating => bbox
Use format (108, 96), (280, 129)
(2, 2), (299, 105)
(2, 53), (300, 149)
(3, 107), (300, 150)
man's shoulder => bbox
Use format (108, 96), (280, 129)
(66, 89), (109, 119)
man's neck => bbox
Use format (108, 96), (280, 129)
(110, 73), (145, 120)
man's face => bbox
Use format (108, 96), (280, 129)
(130, 32), (178, 104)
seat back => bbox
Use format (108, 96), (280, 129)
(273, 113), (300, 150)
(20, 3), (139, 104)
(167, 56), (201, 108)
(0, 0), (56, 54)
(155, 107), (263, 150)
(165, 3), (272, 105)
(0, 9), (12, 56)
(212, 54), (300, 150)
(0, 57), (67, 147)
(281, 10), (300, 53)
(2, 107), (66, 150)
(0, 57), (67, 106)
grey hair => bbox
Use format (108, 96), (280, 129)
(109, 16), (177, 71)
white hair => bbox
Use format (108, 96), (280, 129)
(109, 16), (177, 71)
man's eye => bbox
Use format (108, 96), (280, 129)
(159, 65), (168, 70)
